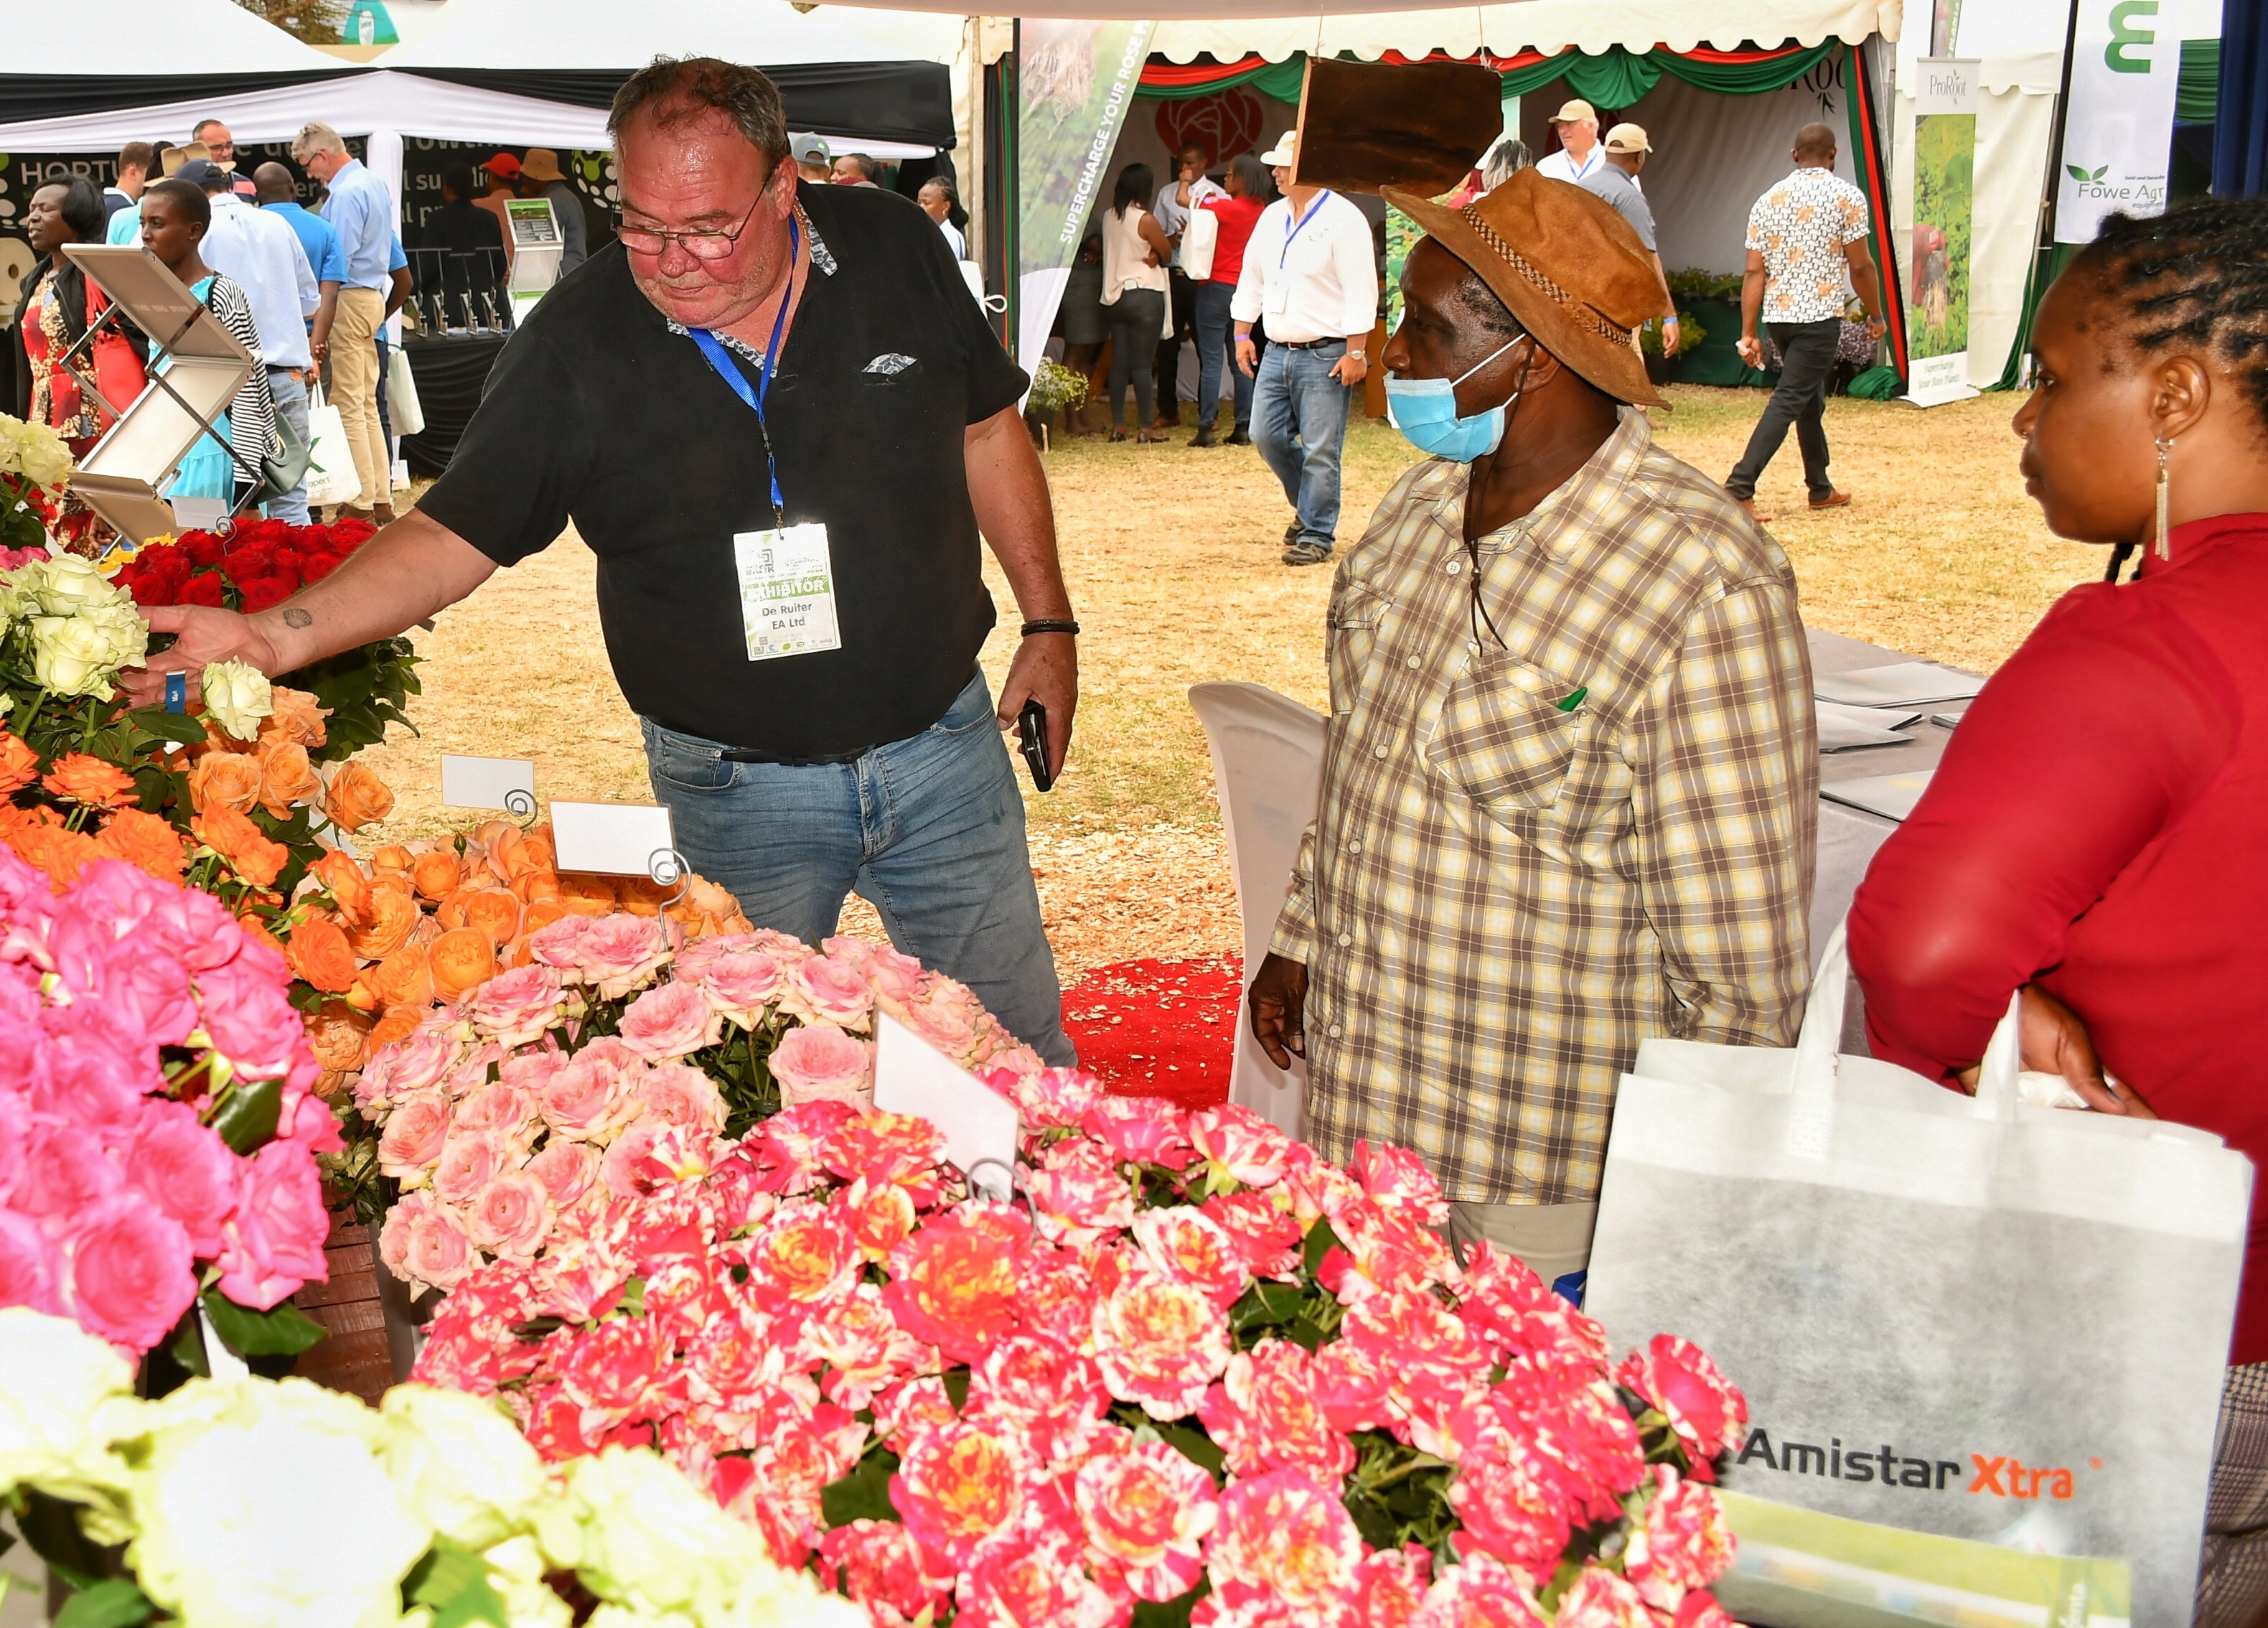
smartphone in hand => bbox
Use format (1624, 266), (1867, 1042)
(1018, 698), (1055, 792)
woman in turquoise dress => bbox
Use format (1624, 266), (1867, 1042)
(138, 178), (276, 506)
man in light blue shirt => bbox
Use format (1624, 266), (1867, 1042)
(184, 160), (322, 520)
(293, 121), (395, 519)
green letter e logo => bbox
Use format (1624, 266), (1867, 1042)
(2107, 0), (2158, 72)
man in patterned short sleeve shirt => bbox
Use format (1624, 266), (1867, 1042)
(1246, 170), (1817, 1290)
(1723, 122), (1887, 521)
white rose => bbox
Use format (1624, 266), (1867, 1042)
(380, 1385), (548, 1553)
(478, 1535), (573, 1628)
(0, 1309), (135, 1502)
(0, 414), (73, 489)
(29, 607), (146, 700)
(202, 658), (274, 742)
(550, 1449), (745, 1619)
(126, 1377), (431, 1628)
(21, 553), (115, 617)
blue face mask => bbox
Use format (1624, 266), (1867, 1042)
(1384, 337), (1525, 462)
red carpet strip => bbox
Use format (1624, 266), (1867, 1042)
(1061, 955), (1241, 1110)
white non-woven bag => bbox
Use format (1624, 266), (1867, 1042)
(1182, 200), (1219, 283)
(301, 381), (357, 509)
(384, 342), (425, 438)
(1587, 921), (2251, 1628)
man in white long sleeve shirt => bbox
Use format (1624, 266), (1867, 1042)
(183, 160), (321, 520)
(1232, 134), (1378, 566)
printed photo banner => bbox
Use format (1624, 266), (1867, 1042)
(2055, 0), (2182, 243)
(1016, 17), (1157, 380)
(1906, 58), (1979, 408)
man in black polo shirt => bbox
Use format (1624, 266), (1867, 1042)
(128, 57), (1081, 1065)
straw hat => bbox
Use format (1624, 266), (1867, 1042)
(518, 148), (568, 186)
(1382, 167), (1666, 408)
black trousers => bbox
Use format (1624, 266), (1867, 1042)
(1151, 268), (1196, 422)
(1726, 317), (1842, 500)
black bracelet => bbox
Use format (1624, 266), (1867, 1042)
(1021, 619), (1080, 637)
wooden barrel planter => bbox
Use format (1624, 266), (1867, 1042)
(291, 1207), (406, 1403)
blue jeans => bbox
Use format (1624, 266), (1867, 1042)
(640, 669), (1074, 1066)
(1193, 281), (1252, 432)
(1252, 337), (1353, 549)
(263, 368), (311, 524)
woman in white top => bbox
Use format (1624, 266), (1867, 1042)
(1098, 163), (1176, 441)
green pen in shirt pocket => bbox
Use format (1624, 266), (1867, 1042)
(1556, 686), (1588, 713)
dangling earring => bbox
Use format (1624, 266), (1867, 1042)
(2155, 434), (2175, 560)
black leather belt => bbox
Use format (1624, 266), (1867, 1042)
(718, 742), (872, 767)
(1275, 336), (1349, 349)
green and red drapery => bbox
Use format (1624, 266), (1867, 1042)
(1139, 37), (1908, 380)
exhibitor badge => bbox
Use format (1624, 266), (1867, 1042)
(733, 523), (842, 663)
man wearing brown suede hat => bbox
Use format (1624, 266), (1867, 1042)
(1248, 168), (1817, 1291)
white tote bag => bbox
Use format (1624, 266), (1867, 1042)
(1587, 921), (2251, 1628)
(384, 342), (426, 439)
(301, 382), (358, 509)
(1181, 200), (1219, 283)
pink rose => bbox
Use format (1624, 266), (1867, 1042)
(0, 1208), (64, 1316)
(1188, 1104), (1293, 1189)
(892, 989), (980, 1062)
(1080, 1097), (1195, 1171)
(524, 1139), (601, 1207)
(600, 1123), (665, 1199)
(63, 1194), (196, 1353)
(538, 1054), (642, 1142)
(357, 1028), (458, 1115)
(92, 937), (200, 1050)
(1020, 1138), (1136, 1247)
(574, 914), (672, 999)
(618, 981), (722, 1061)
(1552, 1565), (1653, 1628)
(1353, 1139), (1450, 1227)
(431, 1128), (507, 1207)
(1616, 1336), (1748, 1479)
(212, 1138), (330, 1310)
(454, 1080), (538, 1139)
(784, 953), (874, 1028)
(384, 1190), (471, 1292)
(688, 951), (788, 1028)
(462, 1170), (553, 1262)
(866, 947), (926, 1008)
(769, 1024), (875, 1108)
(634, 1062), (726, 1134)
(469, 963), (566, 1047)
(32, 1011), (150, 1133)
(1624, 1466), (1735, 1608)
(14, 1118), (122, 1225)
(378, 1090), (455, 1181)
(194, 953), (315, 1085)
(128, 1103), (242, 1256)
(526, 914), (594, 978)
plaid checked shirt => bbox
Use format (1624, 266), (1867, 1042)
(1270, 408), (1817, 1205)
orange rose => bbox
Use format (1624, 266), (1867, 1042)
(483, 823), (545, 884)
(427, 927), (496, 1002)
(510, 868), (562, 906)
(411, 850), (463, 902)
(459, 887), (522, 950)
(0, 730), (39, 798)
(324, 762), (395, 833)
(560, 894), (614, 918)
(255, 740), (323, 820)
(366, 942), (436, 1011)
(345, 884), (421, 960)
(10, 820), (100, 889)
(472, 818), (520, 857)
(304, 1000), (374, 1073)
(192, 808), (289, 888)
(367, 867), (416, 903)
(305, 849), (373, 927)
(259, 687), (331, 751)
(521, 897), (573, 938)
(95, 808), (188, 882)
(408, 912), (444, 950)
(237, 914), (286, 957)
(370, 843), (416, 874)
(366, 1006), (423, 1054)
(615, 877), (668, 918)
(40, 752), (138, 810)
(559, 873), (618, 909)
(521, 826), (558, 872)
(187, 749), (263, 816)
(286, 912), (359, 993)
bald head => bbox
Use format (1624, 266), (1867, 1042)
(252, 162), (299, 205)
(1794, 122), (1837, 164)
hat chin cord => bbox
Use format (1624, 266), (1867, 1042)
(1464, 340), (1536, 651)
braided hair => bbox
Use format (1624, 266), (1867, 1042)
(2068, 196), (2268, 581)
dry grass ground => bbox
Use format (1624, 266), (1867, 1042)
(363, 384), (2103, 978)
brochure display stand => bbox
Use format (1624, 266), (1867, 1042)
(503, 197), (564, 324)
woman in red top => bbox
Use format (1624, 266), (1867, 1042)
(1191, 153), (1271, 448)
(1847, 195), (2268, 1624)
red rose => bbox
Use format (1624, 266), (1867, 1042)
(184, 530), (226, 567)
(179, 572), (229, 608)
(330, 517), (377, 546)
(301, 552), (344, 582)
(236, 574), (298, 612)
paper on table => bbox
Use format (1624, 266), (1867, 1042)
(1819, 770), (1936, 823)
(1932, 704), (1970, 729)
(872, 1012), (1020, 1200)
(1814, 662), (1986, 708)
(550, 800), (678, 881)
(1815, 700), (1921, 753)
(441, 754), (537, 816)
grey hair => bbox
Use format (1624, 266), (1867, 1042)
(291, 121), (347, 161)
(609, 55), (790, 173)
(1481, 136), (1531, 191)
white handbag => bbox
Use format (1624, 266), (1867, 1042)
(1586, 920), (2251, 1627)
(384, 342), (426, 439)
(301, 382), (358, 509)
(1181, 200), (1219, 283)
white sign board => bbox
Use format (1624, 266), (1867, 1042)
(872, 1011), (1020, 1202)
(440, 754), (537, 816)
(549, 800), (678, 883)
(2055, 0), (2183, 243)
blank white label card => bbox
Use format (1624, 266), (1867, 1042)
(872, 1011), (1020, 1201)
(441, 754), (537, 815)
(550, 800), (677, 880)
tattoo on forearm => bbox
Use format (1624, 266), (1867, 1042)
(282, 609), (313, 629)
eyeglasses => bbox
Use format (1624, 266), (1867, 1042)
(617, 190), (767, 261)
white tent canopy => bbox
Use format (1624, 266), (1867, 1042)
(378, 0), (963, 72)
(840, 0), (1896, 43)
(8, 0), (342, 72)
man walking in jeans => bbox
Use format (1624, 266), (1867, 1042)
(1233, 133), (1377, 566)
(1724, 123), (1885, 522)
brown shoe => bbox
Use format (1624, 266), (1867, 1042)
(1733, 497), (1773, 524)
(372, 505), (398, 525)
(1809, 489), (1854, 510)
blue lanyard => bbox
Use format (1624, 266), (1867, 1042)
(1280, 190), (1332, 267)
(688, 213), (798, 520)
